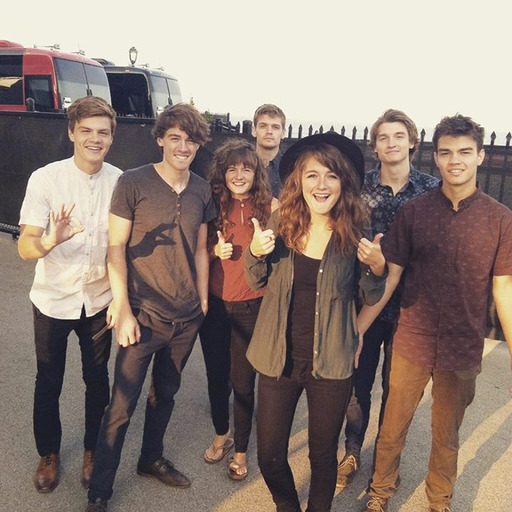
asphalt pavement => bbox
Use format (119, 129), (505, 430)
(1, 232), (511, 512)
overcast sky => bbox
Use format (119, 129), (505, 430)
(4, 0), (511, 142)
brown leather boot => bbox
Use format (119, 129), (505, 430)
(81, 450), (94, 488)
(34, 453), (60, 492)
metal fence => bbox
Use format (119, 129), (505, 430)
(209, 117), (509, 340)
(210, 117), (512, 210)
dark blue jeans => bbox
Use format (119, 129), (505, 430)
(257, 361), (351, 512)
(88, 309), (202, 501)
(32, 304), (111, 456)
(343, 319), (394, 457)
(199, 294), (261, 452)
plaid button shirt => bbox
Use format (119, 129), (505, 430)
(361, 165), (439, 323)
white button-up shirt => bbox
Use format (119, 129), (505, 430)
(19, 157), (122, 319)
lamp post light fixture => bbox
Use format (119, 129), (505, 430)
(129, 46), (138, 66)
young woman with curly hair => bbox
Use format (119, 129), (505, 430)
(245, 132), (387, 512)
(200, 137), (279, 480)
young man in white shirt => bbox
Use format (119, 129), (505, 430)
(18, 96), (122, 493)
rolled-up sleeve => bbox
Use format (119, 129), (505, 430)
(358, 263), (388, 305)
(245, 249), (269, 291)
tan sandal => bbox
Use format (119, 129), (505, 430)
(228, 455), (248, 481)
(204, 437), (234, 464)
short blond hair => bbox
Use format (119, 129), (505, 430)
(369, 109), (419, 158)
(253, 104), (286, 129)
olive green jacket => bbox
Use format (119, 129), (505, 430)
(245, 212), (387, 380)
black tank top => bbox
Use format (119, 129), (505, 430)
(287, 252), (321, 362)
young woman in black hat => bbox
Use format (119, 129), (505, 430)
(245, 132), (387, 512)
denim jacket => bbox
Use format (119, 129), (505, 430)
(245, 211), (387, 380)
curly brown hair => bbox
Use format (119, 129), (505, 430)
(278, 143), (368, 255)
(207, 138), (273, 251)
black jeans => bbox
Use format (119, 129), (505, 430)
(344, 319), (394, 457)
(88, 309), (202, 501)
(32, 304), (111, 456)
(257, 361), (351, 512)
(199, 294), (261, 452)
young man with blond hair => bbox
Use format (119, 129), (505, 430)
(252, 103), (286, 197)
(337, 109), (439, 489)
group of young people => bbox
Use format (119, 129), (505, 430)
(18, 97), (512, 512)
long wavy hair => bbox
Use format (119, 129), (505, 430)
(278, 143), (368, 256)
(207, 138), (272, 250)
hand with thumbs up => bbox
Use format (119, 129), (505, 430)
(357, 233), (386, 276)
(250, 218), (276, 258)
(214, 230), (233, 260)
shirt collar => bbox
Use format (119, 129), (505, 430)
(269, 150), (283, 168)
(69, 158), (104, 180)
(437, 182), (482, 210)
(406, 166), (427, 193)
(368, 163), (421, 193)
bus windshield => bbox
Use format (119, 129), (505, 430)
(55, 58), (110, 109)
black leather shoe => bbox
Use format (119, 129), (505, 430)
(137, 457), (191, 488)
(86, 498), (108, 511)
(34, 453), (60, 493)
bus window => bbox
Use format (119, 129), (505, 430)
(106, 72), (151, 117)
(0, 54), (23, 105)
(84, 63), (111, 103)
(25, 75), (54, 111)
(166, 77), (182, 105)
(149, 75), (171, 117)
(54, 58), (90, 108)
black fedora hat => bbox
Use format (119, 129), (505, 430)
(279, 131), (365, 188)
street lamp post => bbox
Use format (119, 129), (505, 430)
(129, 46), (138, 66)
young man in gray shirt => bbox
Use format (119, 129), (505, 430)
(86, 104), (216, 512)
